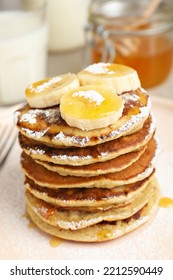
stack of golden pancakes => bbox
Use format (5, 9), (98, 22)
(15, 63), (159, 242)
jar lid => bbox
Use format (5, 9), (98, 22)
(89, 0), (173, 35)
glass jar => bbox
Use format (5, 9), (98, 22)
(85, 0), (173, 88)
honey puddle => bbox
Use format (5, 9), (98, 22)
(49, 236), (62, 247)
(158, 197), (173, 208)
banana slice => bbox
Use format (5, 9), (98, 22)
(25, 73), (80, 108)
(60, 85), (124, 131)
(77, 63), (141, 94)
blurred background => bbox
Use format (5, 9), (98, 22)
(0, 0), (173, 105)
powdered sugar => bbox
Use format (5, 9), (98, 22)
(22, 127), (48, 139)
(29, 147), (45, 155)
(109, 103), (151, 139)
(100, 152), (109, 157)
(54, 132), (90, 146)
(85, 63), (114, 74)
(54, 131), (65, 141)
(34, 205), (48, 217)
(122, 93), (139, 102)
(51, 154), (92, 161)
(29, 76), (62, 93)
(19, 108), (60, 125)
(72, 90), (105, 106)
(20, 110), (39, 124)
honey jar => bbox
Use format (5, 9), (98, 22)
(85, 0), (173, 88)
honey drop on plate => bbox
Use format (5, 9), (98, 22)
(49, 236), (62, 247)
(158, 197), (173, 208)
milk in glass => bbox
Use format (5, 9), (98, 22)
(0, 7), (47, 105)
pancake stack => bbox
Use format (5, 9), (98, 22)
(15, 63), (159, 242)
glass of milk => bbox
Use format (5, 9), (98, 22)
(0, 0), (48, 105)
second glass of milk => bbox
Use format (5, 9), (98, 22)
(0, 1), (48, 105)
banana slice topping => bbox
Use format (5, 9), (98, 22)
(25, 73), (79, 108)
(60, 85), (124, 131)
(24, 63), (141, 130)
(77, 63), (141, 94)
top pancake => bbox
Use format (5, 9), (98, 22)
(15, 89), (151, 148)
(18, 114), (155, 166)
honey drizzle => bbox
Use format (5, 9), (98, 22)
(158, 197), (173, 208)
(49, 236), (62, 247)
(27, 221), (37, 229)
(23, 212), (62, 247)
(96, 229), (112, 240)
(23, 211), (36, 228)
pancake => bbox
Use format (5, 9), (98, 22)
(25, 178), (156, 230)
(25, 172), (154, 210)
(15, 64), (160, 243)
(21, 137), (158, 189)
(18, 114), (155, 166)
(35, 146), (146, 177)
(15, 89), (151, 148)
(26, 177), (159, 242)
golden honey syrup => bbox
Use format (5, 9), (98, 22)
(60, 85), (124, 131)
(106, 63), (135, 76)
(96, 228), (113, 241)
(84, 62), (135, 76)
(25, 76), (63, 97)
(49, 236), (63, 247)
(36, 200), (56, 220)
(77, 63), (141, 97)
(92, 36), (172, 88)
(158, 197), (173, 208)
(61, 85), (123, 119)
(23, 211), (36, 228)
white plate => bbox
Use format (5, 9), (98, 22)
(0, 96), (173, 260)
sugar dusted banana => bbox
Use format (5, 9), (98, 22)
(77, 63), (141, 94)
(60, 85), (124, 131)
(25, 73), (80, 108)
